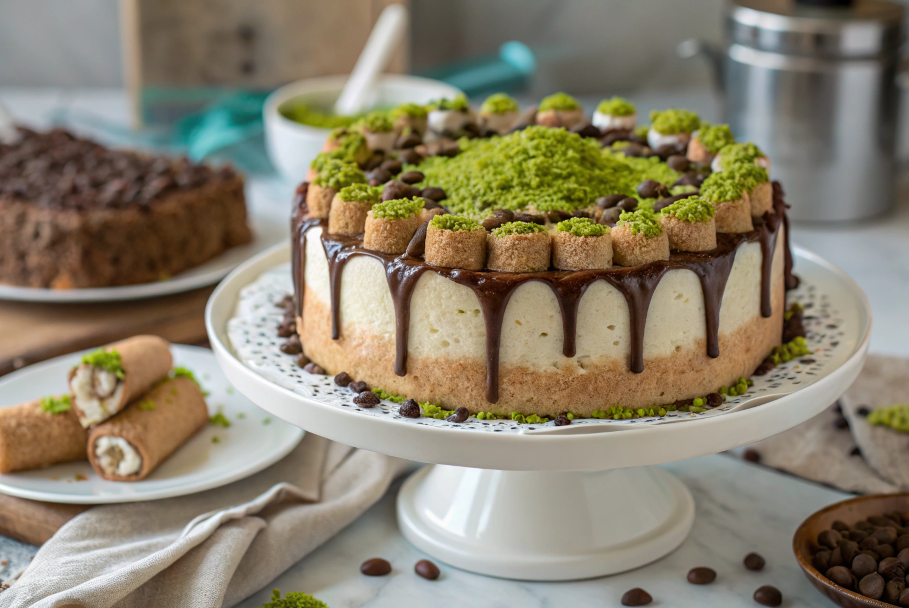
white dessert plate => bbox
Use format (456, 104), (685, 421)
(207, 241), (870, 471)
(0, 345), (304, 504)
(0, 206), (286, 303)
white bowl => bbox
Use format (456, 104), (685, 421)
(263, 74), (462, 182)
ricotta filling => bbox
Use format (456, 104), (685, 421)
(94, 436), (142, 476)
(647, 127), (690, 152)
(70, 364), (125, 427)
(427, 109), (474, 136)
(592, 111), (636, 132)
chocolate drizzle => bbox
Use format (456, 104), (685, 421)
(293, 182), (795, 404)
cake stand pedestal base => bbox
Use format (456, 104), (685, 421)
(397, 463), (695, 581)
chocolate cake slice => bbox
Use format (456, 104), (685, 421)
(0, 128), (251, 289)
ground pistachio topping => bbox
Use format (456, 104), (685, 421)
(430, 213), (482, 232)
(699, 171), (748, 203)
(313, 159), (367, 191)
(210, 411), (231, 428)
(539, 92), (581, 111)
(661, 195), (716, 223)
(40, 394), (71, 415)
(338, 183), (382, 204)
(726, 162), (769, 189)
(355, 111), (393, 133)
(371, 197), (424, 220)
(371, 388), (405, 403)
(717, 141), (764, 168)
(260, 589), (328, 608)
(617, 209), (663, 238)
(428, 95), (470, 112)
(697, 123), (735, 153)
(556, 216), (607, 237)
(327, 128), (367, 159)
(867, 404), (909, 433)
(171, 366), (201, 386)
(481, 92), (519, 115)
(649, 108), (700, 134)
(81, 349), (125, 379)
(596, 96), (635, 116)
(280, 103), (360, 129)
(389, 102), (427, 120)
(491, 220), (547, 238)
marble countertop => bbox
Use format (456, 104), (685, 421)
(0, 87), (905, 607)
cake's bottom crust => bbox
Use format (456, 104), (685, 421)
(299, 280), (784, 417)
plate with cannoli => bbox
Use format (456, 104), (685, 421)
(0, 336), (304, 503)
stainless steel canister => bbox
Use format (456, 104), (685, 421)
(688, 0), (905, 221)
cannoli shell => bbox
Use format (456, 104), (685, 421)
(87, 377), (208, 481)
(0, 399), (87, 473)
(69, 335), (173, 427)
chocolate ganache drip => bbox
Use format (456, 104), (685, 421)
(292, 182), (795, 404)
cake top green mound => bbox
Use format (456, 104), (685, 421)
(416, 126), (680, 218)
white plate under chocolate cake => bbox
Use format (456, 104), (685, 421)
(288, 94), (800, 418)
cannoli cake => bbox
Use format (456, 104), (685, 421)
(289, 93), (799, 418)
(0, 127), (251, 289)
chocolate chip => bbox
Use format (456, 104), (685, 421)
(481, 209), (514, 231)
(619, 142), (646, 157)
(554, 414), (571, 426)
(597, 194), (626, 209)
(654, 144), (679, 161)
(753, 585), (782, 606)
(852, 552), (878, 578)
(421, 186), (447, 201)
(743, 449), (761, 463)
(879, 544), (897, 559)
(380, 159), (403, 175)
(571, 123), (601, 138)
(706, 393), (723, 408)
(850, 529), (869, 542)
(653, 194), (689, 213)
(571, 209), (592, 219)
(674, 171), (706, 188)
(446, 407), (469, 423)
(885, 579), (904, 604)
(832, 416), (849, 429)
(360, 557), (391, 576)
(547, 210), (572, 223)
(637, 179), (668, 199)
(667, 154), (690, 172)
(839, 539), (859, 565)
(813, 550), (832, 571)
(296, 353), (310, 368)
(366, 168), (392, 186)
(400, 170), (424, 184)
(599, 130), (632, 147)
(744, 552), (766, 571)
(832, 520), (851, 532)
(617, 196), (639, 212)
(303, 362), (325, 375)
(396, 133), (422, 149)
(829, 545), (844, 567)
(874, 527), (899, 544)
(363, 153), (385, 171)
(857, 406), (871, 417)
(398, 148), (422, 165)
(349, 380), (369, 393)
(353, 391), (380, 408)
(899, 586), (909, 606)
(599, 206), (622, 226)
(399, 399), (421, 418)
(850, 446), (862, 456)
(276, 320), (295, 338)
(880, 556), (906, 580)
(406, 221), (429, 257)
(818, 529), (842, 549)
(899, 547), (909, 568)
(861, 536), (880, 550)
(687, 567), (716, 585)
(827, 565), (854, 588)
(860, 572), (885, 600)
(513, 212), (545, 225)
(414, 559), (440, 580)
(621, 588), (652, 606)
(279, 335), (302, 355)
(334, 372), (352, 387)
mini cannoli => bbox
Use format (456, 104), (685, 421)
(328, 184), (381, 236)
(426, 96), (474, 138)
(700, 173), (754, 234)
(660, 196), (717, 252)
(536, 92), (585, 130)
(487, 221), (551, 272)
(647, 108), (700, 153)
(69, 335), (172, 428)
(711, 141), (771, 174)
(363, 197), (425, 254)
(687, 122), (734, 165)
(726, 162), (773, 218)
(612, 210), (670, 266)
(356, 112), (396, 153)
(87, 376), (208, 481)
(479, 93), (520, 135)
(306, 159), (367, 219)
(389, 102), (428, 136)
(0, 395), (87, 473)
(321, 128), (370, 166)
(592, 97), (636, 133)
(552, 217), (612, 270)
(425, 214), (487, 271)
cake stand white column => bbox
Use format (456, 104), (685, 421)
(397, 464), (694, 580)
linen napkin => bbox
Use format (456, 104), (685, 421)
(746, 354), (909, 494)
(1, 434), (409, 608)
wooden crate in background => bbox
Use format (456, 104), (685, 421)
(120, 0), (409, 126)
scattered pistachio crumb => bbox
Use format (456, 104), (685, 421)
(138, 400), (155, 411)
(262, 418), (272, 425)
(212, 436), (221, 444)
(210, 412), (231, 428)
(867, 404), (909, 433)
(372, 388), (405, 403)
(81, 349), (125, 380)
(260, 589), (328, 608)
(390, 102), (428, 120)
(237, 412), (247, 419)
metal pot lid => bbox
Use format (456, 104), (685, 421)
(728, 0), (904, 57)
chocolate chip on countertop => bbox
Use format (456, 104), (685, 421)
(599, 129), (632, 147)
(619, 142), (646, 158)
(398, 148), (423, 165)
(687, 567), (717, 585)
(827, 565), (854, 589)
(753, 585), (782, 606)
(852, 552), (878, 578)
(353, 391), (380, 408)
(446, 407), (469, 423)
(667, 154), (690, 172)
(554, 414), (571, 426)
(421, 186), (447, 201)
(547, 209), (572, 223)
(360, 557), (392, 576)
(850, 446), (862, 457)
(349, 380), (369, 394)
(857, 406), (871, 417)
(655, 144), (679, 160)
(674, 171), (706, 188)
(399, 170), (424, 184)
(414, 559), (440, 580)
(296, 353), (310, 368)
(743, 449), (761, 463)
(744, 552), (766, 571)
(302, 362), (325, 375)
(399, 399), (422, 419)
(859, 572), (885, 600)
(621, 588), (653, 606)
(833, 416), (849, 430)
(334, 372), (352, 387)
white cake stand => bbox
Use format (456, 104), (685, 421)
(206, 243), (870, 581)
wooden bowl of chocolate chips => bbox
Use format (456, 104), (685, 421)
(794, 493), (909, 607)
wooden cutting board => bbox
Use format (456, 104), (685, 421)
(0, 286), (214, 544)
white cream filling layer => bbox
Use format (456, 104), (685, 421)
(427, 109), (474, 135)
(303, 225), (783, 369)
(592, 112), (636, 132)
(94, 436), (142, 476)
(480, 111), (518, 135)
(70, 364), (125, 427)
(647, 128), (690, 151)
